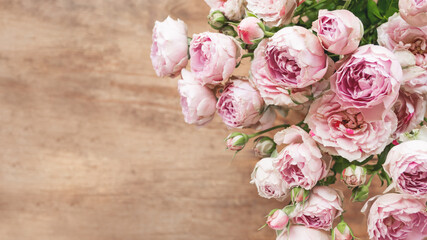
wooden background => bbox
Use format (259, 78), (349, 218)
(0, 1), (387, 239)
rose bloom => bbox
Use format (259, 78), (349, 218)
(250, 39), (332, 107)
(312, 9), (363, 55)
(217, 78), (275, 129)
(262, 26), (329, 89)
(267, 210), (289, 230)
(402, 66), (427, 95)
(250, 158), (289, 200)
(330, 45), (402, 121)
(204, 0), (245, 21)
(399, 0), (427, 27)
(237, 17), (264, 45)
(150, 16), (188, 77)
(273, 126), (328, 190)
(277, 225), (331, 240)
(378, 13), (427, 68)
(367, 193), (427, 240)
(384, 140), (427, 198)
(305, 91), (398, 162)
(190, 32), (242, 86)
(293, 186), (344, 231)
(178, 70), (217, 126)
(246, 0), (299, 27)
(393, 90), (426, 135)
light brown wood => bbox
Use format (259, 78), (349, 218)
(0, 1), (390, 239)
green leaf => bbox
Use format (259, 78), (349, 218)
(271, 149), (278, 158)
(367, 0), (383, 23)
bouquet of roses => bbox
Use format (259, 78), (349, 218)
(150, 0), (427, 239)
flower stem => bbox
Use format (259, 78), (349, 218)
(242, 53), (254, 59)
(342, 0), (352, 9)
(248, 124), (290, 138)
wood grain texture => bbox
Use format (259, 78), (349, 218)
(0, 1), (390, 239)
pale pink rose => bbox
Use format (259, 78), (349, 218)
(273, 126), (328, 189)
(150, 16), (188, 77)
(277, 225), (331, 240)
(305, 91), (398, 162)
(190, 32), (242, 86)
(250, 39), (332, 107)
(393, 90), (426, 135)
(399, 0), (427, 27)
(402, 66), (427, 95)
(204, 0), (245, 21)
(378, 14), (427, 68)
(237, 17), (264, 45)
(216, 78), (275, 129)
(178, 70), (217, 126)
(312, 9), (363, 55)
(330, 45), (402, 121)
(250, 158), (289, 200)
(247, 0), (298, 27)
(267, 210), (289, 230)
(384, 140), (427, 198)
(262, 26), (329, 89)
(367, 193), (427, 240)
(342, 165), (367, 187)
(293, 186), (344, 231)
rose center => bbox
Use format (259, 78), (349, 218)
(266, 48), (301, 86)
(409, 38), (427, 55)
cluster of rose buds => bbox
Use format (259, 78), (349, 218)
(150, 0), (427, 239)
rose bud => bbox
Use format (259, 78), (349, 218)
(277, 225), (331, 240)
(367, 193), (427, 240)
(333, 221), (353, 240)
(253, 136), (276, 158)
(383, 140), (427, 198)
(351, 185), (370, 202)
(150, 16), (189, 77)
(225, 132), (249, 151)
(237, 17), (265, 45)
(399, 0), (427, 27)
(207, 10), (226, 30)
(220, 25), (237, 37)
(178, 70), (217, 126)
(313, 9), (363, 55)
(250, 158), (289, 200)
(342, 165), (367, 188)
(267, 209), (289, 230)
(291, 187), (310, 203)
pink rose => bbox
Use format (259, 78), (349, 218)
(262, 26), (329, 89)
(267, 210), (289, 230)
(273, 126), (328, 189)
(378, 14), (427, 68)
(312, 10), (363, 55)
(237, 17), (264, 45)
(178, 70), (217, 126)
(216, 78), (275, 129)
(393, 90), (426, 135)
(150, 16), (189, 77)
(250, 158), (289, 200)
(330, 45), (402, 121)
(367, 193), (427, 240)
(402, 66), (427, 95)
(250, 39), (331, 107)
(204, 0), (245, 21)
(247, 0), (299, 27)
(277, 225), (331, 240)
(384, 140), (427, 198)
(293, 186), (343, 231)
(305, 92), (398, 162)
(399, 0), (427, 27)
(190, 32), (242, 86)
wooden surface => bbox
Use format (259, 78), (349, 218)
(0, 1), (385, 239)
